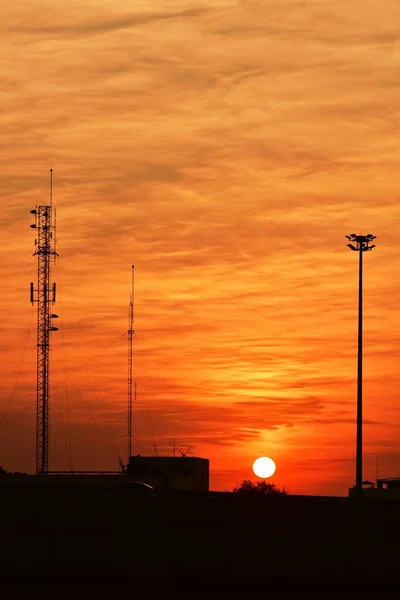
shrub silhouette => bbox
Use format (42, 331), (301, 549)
(233, 479), (287, 496)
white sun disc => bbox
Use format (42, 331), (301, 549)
(253, 456), (276, 478)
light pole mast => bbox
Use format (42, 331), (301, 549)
(127, 265), (135, 462)
(346, 233), (376, 499)
(30, 170), (59, 475)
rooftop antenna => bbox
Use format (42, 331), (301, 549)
(127, 265), (135, 462)
(177, 446), (193, 458)
(118, 457), (125, 475)
(30, 169), (59, 475)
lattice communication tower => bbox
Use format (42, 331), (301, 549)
(30, 172), (59, 475)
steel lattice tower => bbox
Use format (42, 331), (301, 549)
(30, 175), (58, 475)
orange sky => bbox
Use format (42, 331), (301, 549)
(1, 0), (400, 495)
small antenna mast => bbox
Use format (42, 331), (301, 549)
(50, 168), (53, 209)
(50, 169), (58, 258)
(127, 265), (135, 462)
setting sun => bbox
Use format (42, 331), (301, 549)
(253, 457), (276, 479)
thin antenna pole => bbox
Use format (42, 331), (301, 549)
(50, 168), (53, 209)
(127, 265), (135, 461)
(50, 169), (57, 257)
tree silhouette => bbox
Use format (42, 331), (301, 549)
(233, 479), (287, 496)
(0, 466), (8, 475)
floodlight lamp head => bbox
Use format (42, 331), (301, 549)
(347, 244), (357, 251)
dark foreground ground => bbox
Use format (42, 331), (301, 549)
(1, 484), (400, 595)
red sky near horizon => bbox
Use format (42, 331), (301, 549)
(1, 0), (400, 495)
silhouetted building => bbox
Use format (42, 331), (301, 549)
(0, 472), (124, 489)
(126, 456), (209, 492)
(349, 477), (400, 499)
(0, 457), (210, 493)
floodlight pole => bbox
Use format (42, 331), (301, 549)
(356, 243), (363, 500)
(346, 234), (376, 501)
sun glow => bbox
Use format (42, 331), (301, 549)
(253, 457), (276, 479)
